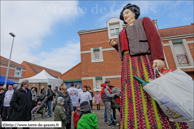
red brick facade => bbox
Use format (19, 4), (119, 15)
(61, 22), (194, 96)
(0, 56), (26, 83)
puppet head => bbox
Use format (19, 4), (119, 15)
(120, 3), (140, 24)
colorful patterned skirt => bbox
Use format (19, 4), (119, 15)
(119, 51), (188, 129)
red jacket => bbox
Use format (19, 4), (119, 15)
(73, 110), (80, 127)
(101, 88), (111, 99)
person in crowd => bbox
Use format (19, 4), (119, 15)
(94, 91), (101, 110)
(87, 86), (93, 109)
(78, 85), (92, 105)
(109, 85), (121, 121)
(77, 101), (98, 129)
(10, 80), (32, 126)
(31, 101), (41, 114)
(45, 85), (53, 117)
(53, 86), (59, 96)
(32, 84), (37, 93)
(52, 86), (58, 111)
(3, 85), (6, 90)
(54, 97), (66, 129)
(1, 84), (15, 121)
(67, 83), (78, 111)
(101, 81), (114, 123)
(31, 87), (37, 108)
(0, 87), (4, 116)
(39, 86), (46, 101)
(13, 84), (18, 90)
(102, 83), (117, 127)
(55, 84), (74, 129)
(75, 84), (82, 97)
(73, 103), (81, 129)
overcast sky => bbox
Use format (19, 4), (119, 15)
(1, 1), (193, 73)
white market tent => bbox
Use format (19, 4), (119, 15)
(19, 70), (63, 90)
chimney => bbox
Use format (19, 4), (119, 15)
(191, 23), (194, 25)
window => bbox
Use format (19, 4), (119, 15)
(91, 47), (103, 63)
(110, 28), (120, 36)
(94, 50), (100, 60)
(106, 17), (123, 39)
(15, 67), (22, 77)
(95, 76), (103, 90)
(173, 40), (189, 67)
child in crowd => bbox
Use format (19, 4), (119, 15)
(73, 103), (81, 129)
(77, 101), (98, 129)
(54, 97), (66, 129)
(31, 101), (42, 114)
(94, 91), (101, 110)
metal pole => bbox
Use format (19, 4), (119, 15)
(4, 36), (15, 86)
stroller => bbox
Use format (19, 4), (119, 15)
(31, 98), (47, 120)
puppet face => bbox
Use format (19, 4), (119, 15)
(123, 9), (135, 24)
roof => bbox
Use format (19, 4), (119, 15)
(159, 23), (194, 37)
(60, 62), (81, 78)
(78, 21), (194, 38)
(0, 56), (26, 68)
(22, 61), (62, 78)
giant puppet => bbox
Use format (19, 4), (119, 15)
(108, 3), (188, 129)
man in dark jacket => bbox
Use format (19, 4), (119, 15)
(45, 85), (53, 117)
(10, 80), (33, 122)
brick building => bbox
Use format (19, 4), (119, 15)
(0, 56), (26, 83)
(21, 61), (62, 78)
(60, 19), (194, 91)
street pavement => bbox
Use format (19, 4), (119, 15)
(32, 106), (120, 129)
(0, 106), (193, 129)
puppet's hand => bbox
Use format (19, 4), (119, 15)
(153, 59), (164, 70)
(108, 39), (117, 46)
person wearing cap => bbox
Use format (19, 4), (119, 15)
(45, 85), (53, 117)
(101, 81), (114, 123)
(102, 82), (117, 127)
(108, 3), (188, 129)
(77, 101), (98, 129)
(54, 97), (66, 129)
(39, 86), (46, 101)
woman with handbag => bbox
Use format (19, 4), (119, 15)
(108, 3), (188, 129)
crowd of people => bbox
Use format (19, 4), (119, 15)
(0, 80), (121, 129)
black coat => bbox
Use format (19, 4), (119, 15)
(55, 91), (73, 123)
(10, 87), (33, 121)
(0, 91), (5, 115)
(46, 89), (53, 101)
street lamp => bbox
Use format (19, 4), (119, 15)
(4, 32), (16, 86)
